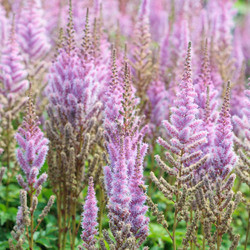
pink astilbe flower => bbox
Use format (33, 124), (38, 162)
(0, 23), (29, 97)
(104, 52), (149, 244)
(129, 145), (149, 244)
(161, 42), (207, 151)
(210, 82), (238, 180)
(80, 177), (98, 249)
(194, 42), (218, 123)
(17, 0), (51, 61)
(194, 43), (219, 176)
(158, 42), (207, 174)
(15, 96), (49, 190)
(47, 8), (101, 130)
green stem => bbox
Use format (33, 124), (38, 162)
(202, 223), (205, 250)
(71, 202), (77, 250)
(245, 210), (250, 250)
(172, 210), (178, 250)
(57, 189), (62, 250)
(29, 189), (34, 250)
(190, 209), (194, 250)
(62, 184), (67, 250)
(5, 125), (10, 209)
(98, 187), (105, 237)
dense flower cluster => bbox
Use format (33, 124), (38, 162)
(80, 177), (98, 249)
(15, 96), (49, 190)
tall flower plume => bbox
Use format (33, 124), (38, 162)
(210, 82), (237, 179)
(103, 51), (149, 246)
(157, 42), (207, 172)
(17, 0), (51, 61)
(0, 21), (29, 98)
(80, 177), (98, 249)
(15, 93), (49, 190)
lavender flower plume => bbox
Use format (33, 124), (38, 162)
(47, 7), (101, 130)
(159, 42), (207, 160)
(103, 52), (149, 245)
(15, 95), (49, 189)
(129, 145), (149, 244)
(210, 82), (237, 179)
(0, 22), (29, 97)
(194, 41), (218, 123)
(17, 0), (51, 61)
(80, 177), (98, 249)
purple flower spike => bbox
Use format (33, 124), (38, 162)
(17, 0), (51, 61)
(129, 144), (149, 241)
(81, 177), (98, 249)
(103, 52), (149, 244)
(211, 82), (237, 179)
(15, 96), (49, 190)
(0, 22), (29, 97)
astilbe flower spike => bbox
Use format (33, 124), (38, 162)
(103, 51), (149, 247)
(130, 0), (153, 117)
(17, 0), (51, 62)
(46, 4), (105, 248)
(80, 177), (98, 249)
(149, 43), (209, 249)
(129, 145), (149, 245)
(157, 42), (207, 166)
(210, 82), (237, 179)
(0, 20), (29, 97)
(15, 93), (49, 191)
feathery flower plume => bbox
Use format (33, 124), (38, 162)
(194, 41), (218, 123)
(15, 92), (49, 190)
(103, 51), (149, 247)
(80, 177), (98, 249)
(194, 42), (219, 176)
(149, 43), (209, 249)
(130, 0), (153, 117)
(158, 42), (207, 167)
(11, 91), (54, 249)
(17, 0), (51, 61)
(47, 6), (101, 129)
(210, 82), (237, 179)
(0, 19), (29, 97)
(46, 3), (104, 248)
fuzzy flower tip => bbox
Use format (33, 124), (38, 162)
(81, 177), (98, 248)
(15, 96), (49, 187)
(211, 82), (237, 179)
